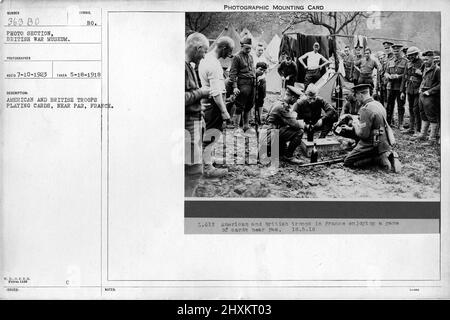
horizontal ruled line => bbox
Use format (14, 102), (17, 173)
(4, 25), (102, 27)
(4, 60), (101, 62)
(4, 77), (102, 80)
(4, 42), (101, 45)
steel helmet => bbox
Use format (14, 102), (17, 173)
(406, 46), (420, 55)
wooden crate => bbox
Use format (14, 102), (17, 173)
(300, 137), (342, 157)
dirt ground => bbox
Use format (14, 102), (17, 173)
(193, 93), (440, 199)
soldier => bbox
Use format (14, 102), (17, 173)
(413, 50), (440, 145)
(377, 41), (394, 108)
(254, 61), (268, 124)
(342, 45), (355, 82)
(352, 45), (363, 85)
(434, 55), (440, 67)
(185, 33), (210, 196)
(229, 36), (256, 132)
(354, 47), (379, 87)
(342, 93), (361, 115)
(252, 43), (268, 66)
(385, 44), (407, 127)
(260, 86), (305, 164)
(400, 46), (423, 135)
(383, 41), (394, 61)
(298, 42), (330, 89)
(341, 84), (401, 173)
(198, 36), (235, 177)
(293, 84), (338, 138)
(375, 51), (386, 104)
(401, 47), (409, 58)
(277, 53), (298, 87)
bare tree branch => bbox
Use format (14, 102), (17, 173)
(198, 15), (212, 33)
(336, 12), (362, 34)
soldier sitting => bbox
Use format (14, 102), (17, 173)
(260, 85), (306, 164)
(340, 84), (401, 173)
(293, 84), (338, 138)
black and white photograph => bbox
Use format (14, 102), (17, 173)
(2, 0), (448, 300)
(185, 11), (441, 200)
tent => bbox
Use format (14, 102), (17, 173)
(209, 24), (242, 70)
(264, 34), (282, 93)
(254, 37), (268, 48)
(240, 28), (255, 44)
(316, 71), (353, 114)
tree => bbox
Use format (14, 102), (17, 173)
(185, 12), (216, 34)
(280, 12), (372, 35)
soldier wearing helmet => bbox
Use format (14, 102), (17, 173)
(400, 46), (424, 135)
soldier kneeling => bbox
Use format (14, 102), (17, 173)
(260, 85), (305, 164)
(339, 84), (402, 173)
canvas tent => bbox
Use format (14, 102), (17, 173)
(240, 28), (255, 44)
(316, 71), (353, 114)
(255, 38), (268, 48)
(264, 34), (282, 93)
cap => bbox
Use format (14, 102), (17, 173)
(391, 44), (403, 50)
(240, 36), (252, 46)
(286, 85), (304, 97)
(382, 41), (394, 47)
(305, 84), (319, 97)
(352, 83), (372, 93)
(422, 50), (434, 57)
(313, 42), (320, 47)
(406, 46), (420, 55)
(256, 62), (268, 70)
(402, 47), (408, 53)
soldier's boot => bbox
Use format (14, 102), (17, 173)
(376, 152), (392, 171)
(401, 127), (414, 134)
(416, 119), (422, 134)
(422, 122), (438, 146)
(352, 158), (376, 168)
(411, 121), (429, 141)
(401, 120), (414, 134)
(282, 134), (304, 164)
(388, 151), (402, 173)
(203, 164), (228, 178)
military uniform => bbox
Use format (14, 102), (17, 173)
(400, 56), (423, 133)
(377, 52), (393, 107)
(419, 63), (440, 124)
(355, 57), (378, 86)
(277, 60), (298, 87)
(343, 97), (393, 168)
(185, 61), (204, 177)
(229, 50), (256, 115)
(413, 50), (441, 144)
(385, 46), (407, 126)
(342, 53), (354, 82)
(352, 54), (363, 85)
(293, 96), (338, 138)
(260, 100), (303, 158)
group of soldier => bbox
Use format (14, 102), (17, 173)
(341, 41), (441, 144)
(185, 31), (440, 194)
